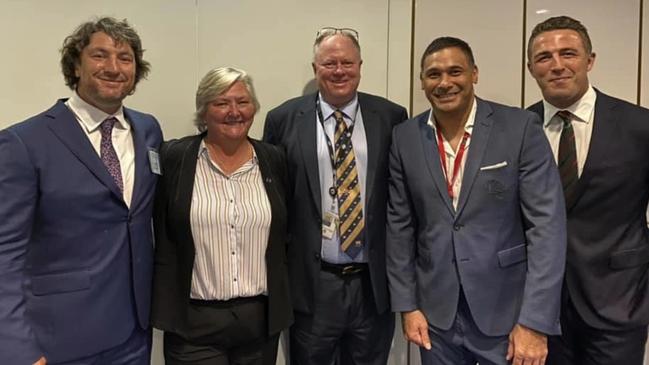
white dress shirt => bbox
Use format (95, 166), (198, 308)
(189, 141), (271, 301)
(65, 93), (135, 207)
(428, 98), (477, 210)
(542, 85), (597, 177)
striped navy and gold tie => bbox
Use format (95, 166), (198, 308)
(557, 110), (578, 203)
(333, 110), (364, 258)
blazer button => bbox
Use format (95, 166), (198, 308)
(453, 224), (463, 231)
(314, 253), (321, 260)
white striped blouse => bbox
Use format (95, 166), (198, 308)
(189, 141), (271, 301)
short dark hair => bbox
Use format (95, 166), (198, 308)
(420, 36), (475, 70)
(60, 17), (151, 92)
(528, 16), (592, 59)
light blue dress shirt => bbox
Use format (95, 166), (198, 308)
(316, 93), (368, 264)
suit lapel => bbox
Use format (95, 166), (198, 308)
(175, 135), (202, 247)
(568, 91), (615, 211)
(455, 99), (493, 217)
(360, 94), (381, 206)
(46, 100), (125, 203)
(126, 108), (150, 209)
(530, 91), (614, 212)
(297, 101), (322, 213)
(419, 111), (455, 215)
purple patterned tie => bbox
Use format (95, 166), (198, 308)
(100, 118), (124, 193)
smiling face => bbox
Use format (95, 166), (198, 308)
(75, 32), (136, 114)
(312, 34), (362, 108)
(204, 80), (256, 142)
(420, 46), (478, 119)
(528, 29), (595, 109)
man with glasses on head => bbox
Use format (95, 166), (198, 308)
(263, 27), (408, 364)
(527, 16), (649, 365)
(0, 17), (162, 365)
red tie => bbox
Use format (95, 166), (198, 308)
(556, 110), (577, 203)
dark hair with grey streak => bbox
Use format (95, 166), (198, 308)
(420, 36), (476, 70)
(60, 17), (151, 92)
(528, 16), (593, 60)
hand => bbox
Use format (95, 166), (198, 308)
(33, 356), (46, 365)
(506, 324), (547, 365)
(401, 310), (431, 350)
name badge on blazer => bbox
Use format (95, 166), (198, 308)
(148, 148), (162, 175)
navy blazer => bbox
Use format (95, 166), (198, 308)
(387, 98), (567, 336)
(150, 135), (293, 337)
(263, 92), (408, 314)
(529, 90), (649, 330)
(0, 100), (162, 364)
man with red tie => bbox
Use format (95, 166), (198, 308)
(528, 15), (649, 365)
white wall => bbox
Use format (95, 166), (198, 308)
(2, 0), (648, 364)
(0, 0), (411, 364)
(524, 0), (641, 106)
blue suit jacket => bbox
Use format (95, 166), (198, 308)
(0, 100), (162, 364)
(386, 98), (566, 336)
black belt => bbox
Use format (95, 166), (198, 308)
(189, 295), (266, 308)
(321, 261), (367, 276)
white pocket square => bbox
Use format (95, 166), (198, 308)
(480, 161), (508, 171)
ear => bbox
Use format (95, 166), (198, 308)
(311, 62), (316, 75)
(472, 65), (479, 84)
(587, 52), (596, 72)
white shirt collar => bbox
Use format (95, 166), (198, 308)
(427, 97), (477, 135)
(543, 85), (596, 126)
(197, 139), (258, 164)
(67, 92), (129, 133)
(318, 92), (359, 124)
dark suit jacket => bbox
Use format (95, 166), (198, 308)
(387, 99), (566, 336)
(0, 99), (162, 364)
(263, 92), (408, 314)
(151, 134), (293, 337)
(529, 90), (649, 330)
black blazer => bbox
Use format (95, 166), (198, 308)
(528, 89), (649, 330)
(263, 92), (408, 314)
(150, 134), (292, 336)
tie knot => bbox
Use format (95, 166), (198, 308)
(333, 110), (345, 122)
(100, 117), (117, 136)
(556, 110), (573, 124)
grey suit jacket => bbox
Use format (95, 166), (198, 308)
(263, 92), (407, 314)
(387, 98), (566, 336)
